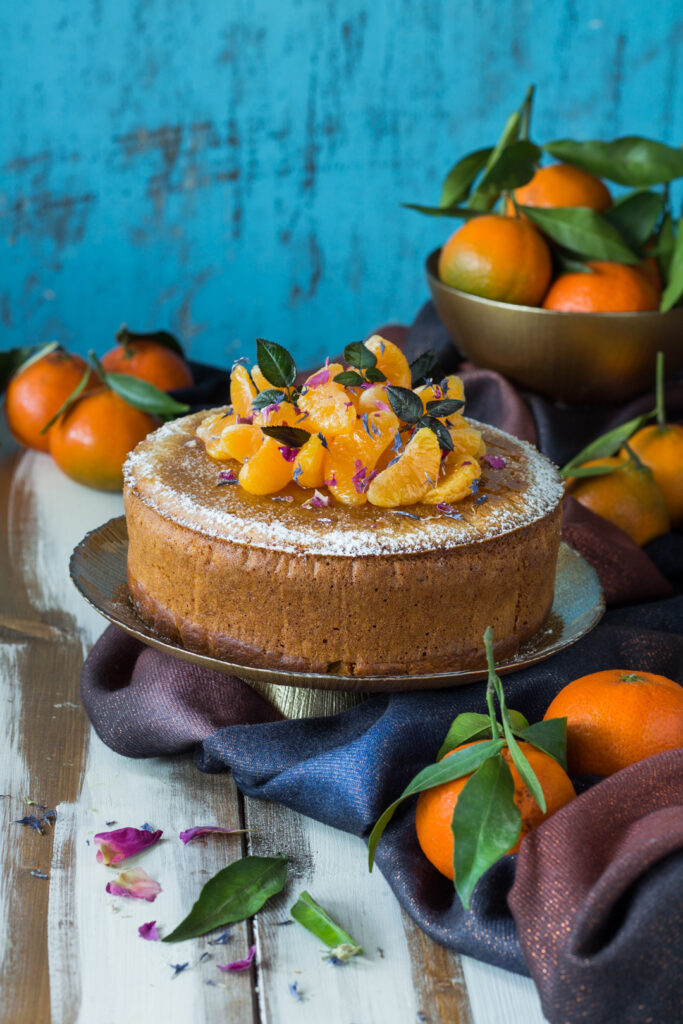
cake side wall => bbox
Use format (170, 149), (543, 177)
(124, 485), (562, 676)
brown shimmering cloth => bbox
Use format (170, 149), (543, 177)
(509, 748), (683, 1024)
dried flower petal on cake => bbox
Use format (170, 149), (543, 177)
(301, 490), (333, 509)
(106, 867), (162, 902)
(94, 826), (163, 866)
(485, 455), (506, 469)
(179, 825), (250, 845)
(217, 945), (256, 972)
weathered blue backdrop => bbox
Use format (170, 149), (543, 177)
(2, 1), (682, 368)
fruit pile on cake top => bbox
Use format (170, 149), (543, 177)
(197, 336), (486, 509)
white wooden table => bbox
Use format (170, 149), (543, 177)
(0, 423), (548, 1023)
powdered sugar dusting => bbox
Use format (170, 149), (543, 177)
(124, 410), (563, 558)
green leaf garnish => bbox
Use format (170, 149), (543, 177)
(660, 217), (683, 312)
(451, 755), (521, 910)
(0, 341), (60, 394)
(543, 136), (683, 187)
(261, 425), (311, 448)
(440, 147), (493, 208)
(409, 350), (442, 388)
(334, 370), (365, 387)
(116, 324), (185, 358)
(417, 415), (453, 451)
(163, 854), (288, 942)
(39, 367), (92, 434)
(518, 719), (568, 771)
(560, 411), (655, 476)
(364, 366), (387, 383)
(604, 189), (665, 250)
(256, 338), (297, 389)
(425, 398), (465, 418)
(105, 372), (190, 417)
(344, 341), (377, 371)
(385, 385), (424, 425)
(251, 388), (287, 410)
(367, 738), (505, 870)
(518, 206), (640, 264)
(291, 891), (362, 960)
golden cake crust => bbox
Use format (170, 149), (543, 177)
(123, 410), (564, 676)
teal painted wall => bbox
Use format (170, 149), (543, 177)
(2, 1), (682, 367)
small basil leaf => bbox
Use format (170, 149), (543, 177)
(519, 718), (568, 771)
(417, 415), (453, 451)
(40, 367), (92, 434)
(519, 206), (640, 264)
(425, 398), (465, 418)
(251, 389), (286, 410)
(440, 147), (493, 207)
(334, 370), (364, 386)
(385, 386), (424, 425)
(116, 325), (185, 357)
(559, 411), (655, 476)
(364, 366), (387, 383)
(261, 425), (311, 448)
(410, 350), (442, 388)
(543, 136), (683, 187)
(437, 713), (493, 761)
(256, 338), (297, 388)
(367, 737), (506, 869)
(0, 341), (60, 394)
(344, 341), (377, 370)
(604, 190), (665, 250)
(451, 754), (521, 910)
(105, 372), (190, 416)
(291, 891), (362, 956)
(660, 218), (683, 312)
(163, 854), (288, 942)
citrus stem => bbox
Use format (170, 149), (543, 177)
(655, 350), (666, 429)
(115, 324), (134, 358)
(483, 627), (502, 739)
(619, 673), (645, 683)
(623, 440), (648, 474)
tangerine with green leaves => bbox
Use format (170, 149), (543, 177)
(49, 387), (158, 490)
(627, 423), (683, 526)
(542, 261), (659, 313)
(510, 163), (612, 213)
(544, 670), (683, 776)
(5, 349), (96, 453)
(415, 740), (575, 880)
(438, 214), (553, 307)
(101, 336), (193, 391)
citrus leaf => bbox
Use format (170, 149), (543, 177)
(402, 202), (481, 219)
(116, 324), (185, 357)
(364, 367), (387, 383)
(344, 341), (377, 370)
(563, 463), (626, 479)
(163, 854), (288, 942)
(256, 338), (297, 389)
(518, 718), (568, 771)
(417, 414), (453, 451)
(425, 398), (465, 418)
(437, 713), (493, 760)
(251, 388), (287, 410)
(39, 367), (92, 434)
(475, 139), (540, 195)
(410, 350), (442, 388)
(656, 213), (675, 278)
(553, 253), (595, 275)
(334, 370), (365, 387)
(367, 738), (506, 869)
(507, 709), (530, 733)
(440, 147), (493, 208)
(467, 106), (522, 211)
(660, 218), (683, 312)
(604, 190), (665, 250)
(105, 372), (190, 416)
(385, 385), (424, 425)
(519, 206), (640, 263)
(544, 137), (683, 187)
(0, 341), (60, 393)
(560, 411), (655, 476)
(291, 891), (362, 956)
(451, 754), (521, 910)
(261, 425), (311, 448)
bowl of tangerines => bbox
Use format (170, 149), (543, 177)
(2, 327), (194, 490)
(411, 87), (683, 404)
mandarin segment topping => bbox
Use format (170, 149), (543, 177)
(366, 427), (441, 507)
(238, 436), (295, 495)
(230, 364), (258, 417)
(364, 335), (412, 388)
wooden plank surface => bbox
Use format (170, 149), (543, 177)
(0, 426), (548, 1024)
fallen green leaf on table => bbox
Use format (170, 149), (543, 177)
(163, 853), (288, 942)
(291, 890), (362, 962)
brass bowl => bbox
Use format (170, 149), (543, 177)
(426, 248), (683, 404)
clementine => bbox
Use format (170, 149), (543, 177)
(101, 334), (193, 391)
(415, 740), (575, 880)
(566, 454), (669, 546)
(544, 669), (683, 776)
(543, 261), (659, 313)
(511, 163), (612, 213)
(49, 387), (158, 490)
(438, 214), (552, 307)
(627, 424), (683, 526)
(5, 350), (96, 453)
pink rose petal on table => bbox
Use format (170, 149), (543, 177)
(179, 826), (250, 845)
(138, 920), (160, 941)
(217, 945), (256, 972)
(106, 867), (161, 902)
(94, 827), (163, 866)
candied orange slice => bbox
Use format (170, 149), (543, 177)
(293, 433), (326, 488)
(367, 427), (441, 507)
(364, 335), (411, 388)
(416, 375), (465, 414)
(424, 455), (481, 504)
(449, 426), (486, 459)
(197, 409), (236, 445)
(297, 381), (356, 435)
(238, 436), (295, 494)
(230, 364), (257, 417)
(206, 423), (262, 462)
